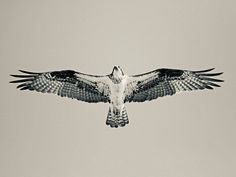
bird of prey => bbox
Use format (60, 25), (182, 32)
(10, 66), (223, 128)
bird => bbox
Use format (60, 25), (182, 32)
(10, 66), (223, 128)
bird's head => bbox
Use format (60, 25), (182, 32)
(112, 66), (124, 79)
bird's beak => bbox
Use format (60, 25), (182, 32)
(113, 66), (119, 71)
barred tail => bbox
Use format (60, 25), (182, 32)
(106, 106), (129, 128)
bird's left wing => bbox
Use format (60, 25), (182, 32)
(125, 68), (223, 102)
(10, 70), (110, 103)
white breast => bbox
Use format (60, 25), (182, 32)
(109, 76), (128, 106)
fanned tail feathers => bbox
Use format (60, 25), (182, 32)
(106, 107), (129, 128)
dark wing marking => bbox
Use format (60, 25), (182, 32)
(125, 68), (223, 102)
(10, 70), (110, 103)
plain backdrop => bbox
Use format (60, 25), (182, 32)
(0, 0), (235, 177)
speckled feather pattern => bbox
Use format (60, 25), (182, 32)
(10, 70), (110, 103)
(10, 67), (223, 128)
(125, 68), (223, 102)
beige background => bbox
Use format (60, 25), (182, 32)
(0, 0), (235, 177)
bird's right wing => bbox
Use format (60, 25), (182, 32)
(10, 70), (111, 103)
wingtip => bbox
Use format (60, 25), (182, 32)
(18, 70), (40, 74)
(217, 72), (224, 76)
(208, 68), (215, 71)
(205, 85), (214, 89)
(18, 69), (26, 73)
(194, 68), (215, 73)
(19, 69), (27, 72)
(9, 80), (18, 83)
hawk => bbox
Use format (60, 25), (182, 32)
(10, 66), (223, 128)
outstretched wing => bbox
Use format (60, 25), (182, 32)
(10, 70), (110, 103)
(125, 68), (223, 102)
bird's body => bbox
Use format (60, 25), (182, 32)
(106, 66), (129, 127)
(10, 66), (223, 128)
